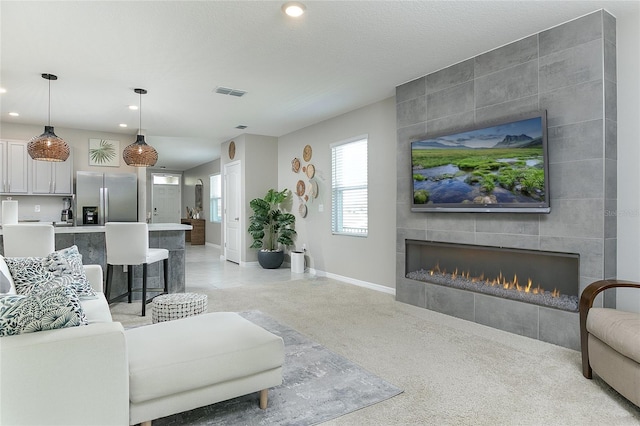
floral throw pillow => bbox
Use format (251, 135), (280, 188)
(5, 246), (96, 299)
(5, 257), (58, 295)
(0, 285), (88, 336)
(43, 245), (95, 298)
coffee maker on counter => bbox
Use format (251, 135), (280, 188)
(61, 197), (73, 224)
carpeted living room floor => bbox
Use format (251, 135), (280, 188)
(110, 245), (640, 425)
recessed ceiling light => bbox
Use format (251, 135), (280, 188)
(9, 112), (19, 117)
(119, 123), (128, 128)
(282, 1), (306, 17)
(128, 105), (138, 110)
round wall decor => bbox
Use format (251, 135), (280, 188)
(303, 144), (312, 162)
(296, 180), (306, 196)
(228, 141), (236, 160)
(291, 157), (301, 173)
(306, 163), (315, 179)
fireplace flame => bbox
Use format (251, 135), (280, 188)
(426, 265), (560, 298)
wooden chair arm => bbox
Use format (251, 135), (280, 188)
(579, 280), (640, 378)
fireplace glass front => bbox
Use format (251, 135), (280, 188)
(405, 240), (580, 312)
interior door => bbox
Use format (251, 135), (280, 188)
(224, 161), (241, 264)
(151, 173), (181, 223)
(152, 184), (181, 223)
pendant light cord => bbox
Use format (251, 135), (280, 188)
(47, 76), (51, 126)
(139, 90), (142, 137)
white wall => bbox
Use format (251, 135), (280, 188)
(615, 9), (640, 312)
(278, 97), (397, 289)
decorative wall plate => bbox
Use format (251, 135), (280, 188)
(296, 180), (306, 196)
(299, 203), (307, 218)
(228, 141), (236, 160)
(291, 157), (301, 173)
(303, 144), (312, 162)
(306, 163), (315, 179)
(310, 180), (318, 198)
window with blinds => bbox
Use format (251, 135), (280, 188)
(331, 136), (368, 236)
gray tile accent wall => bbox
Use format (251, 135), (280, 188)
(395, 11), (616, 349)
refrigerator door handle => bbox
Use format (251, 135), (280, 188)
(99, 187), (105, 225)
(103, 187), (109, 225)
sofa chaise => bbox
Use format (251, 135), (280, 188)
(0, 254), (285, 425)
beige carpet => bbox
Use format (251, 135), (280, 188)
(111, 269), (640, 425)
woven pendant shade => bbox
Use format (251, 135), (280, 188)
(29, 73), (70, 162)
(123, 135), (158, 167)
(28, 125), (70, 162)
(123, 87), (158, 167)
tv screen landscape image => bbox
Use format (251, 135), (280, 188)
(411, 111), (550, 213)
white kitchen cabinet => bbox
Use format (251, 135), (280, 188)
(0, 140), (29, 194)
(31, 152), (73, 194)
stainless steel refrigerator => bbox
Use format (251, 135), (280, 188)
(75, 172), (138, 226)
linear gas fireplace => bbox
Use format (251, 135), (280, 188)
(405, 240), (580, 312)
(399, 239), (582, 350)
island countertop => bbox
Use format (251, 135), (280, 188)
(0, 222), (192, 235)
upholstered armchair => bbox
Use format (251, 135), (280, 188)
(580, 280), (640, 407)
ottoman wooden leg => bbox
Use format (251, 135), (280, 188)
(259, 389), (268, 409)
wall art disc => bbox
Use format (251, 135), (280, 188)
(306, 163), (315, 179)
(296, 180), (306, 196)
(228, 141), (236, 160)
(291, 157), (301, 173)
(310, 180), (318, 198)
(303, 144), (312, 162)
(299, 203), (308, 218)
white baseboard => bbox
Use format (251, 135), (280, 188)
(310, 268), (396, 296)
(229, 260), (395, 295)
(205, 242), (221, 249)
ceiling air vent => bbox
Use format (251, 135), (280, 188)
(235, 125), (248, 129)
(214, 86), (247, 97)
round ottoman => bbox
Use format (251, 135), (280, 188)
(152, 293), (208, 323)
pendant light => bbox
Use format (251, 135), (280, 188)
(27, 73), (70, 162)
(123, 88), (158, 167)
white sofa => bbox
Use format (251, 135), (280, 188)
(0, 256), (129, 425)
(0, 255), (284, 426)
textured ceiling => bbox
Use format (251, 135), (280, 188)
(1, 1), (637, 170)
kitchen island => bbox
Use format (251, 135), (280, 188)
(0, 223), (192, 301)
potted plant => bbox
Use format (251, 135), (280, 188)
(248, 188), (297, 269)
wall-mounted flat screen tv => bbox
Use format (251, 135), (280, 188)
(411, 110), (550, 213)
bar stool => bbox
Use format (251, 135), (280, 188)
(104, 222), (169, 316)
(2, 224), (55, 257)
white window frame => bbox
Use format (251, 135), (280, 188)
(209, 173), (222, 223)
(331, 135), (368, 237)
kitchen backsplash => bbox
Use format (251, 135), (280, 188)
(0, 195), (71, 224)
